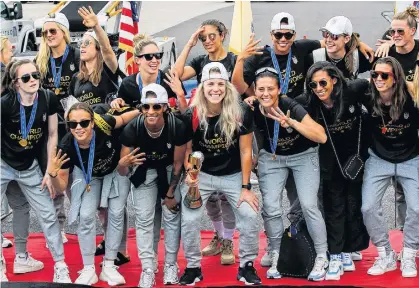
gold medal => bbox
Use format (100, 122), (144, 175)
(281, 94), (287, 98)
(86, 184), (91, 192)
(19, 139), (28, 147)
(272, 154), (276, 160)
(55, 88), (61, 95)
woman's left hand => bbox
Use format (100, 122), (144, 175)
(237, 188), (259, 213)
(164, 69), (184, 98)
(267, 107), (294, 128)
(78, 6), (99, 29)
(358, 41), (375, 63)
(41, 174), (56, 199)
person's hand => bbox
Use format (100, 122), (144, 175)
(163, 196), (179, 212)
(185, 171), (199, 188)
(164, 69), (184, 98)
(375, 36), (394, 58)
(238, 34), (264, 60)
(110, 98), (126, 109)
(237, 188), (259, 212)
(244, 96), (257, 110)
(267, 107), (294, 128)
(41, 174), (56, 199)
(78, 6), (98, 29)
(358, 41), (375, 63)
(187, 26), (205, 48)
(47, 147), (70, 176)
(119, 148), (146, 167)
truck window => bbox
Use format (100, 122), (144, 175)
(0, 2), (9, 19)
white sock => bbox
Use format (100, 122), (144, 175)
(223, 228), (234, 240)
(55, 261), (67, 268)
(317, 253), (327, 259)
(212, 221), (224, 238)
(103, 259), (114, 267)
(15, 253), (27, 262)
(84, 264), (95, 270)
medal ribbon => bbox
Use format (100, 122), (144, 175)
(74, 130), (95, 187)
(17, 93), (39, 140)
(137, 71), (161, 95)
(267, 47), (293, 155)
(50, 45), (70, 89)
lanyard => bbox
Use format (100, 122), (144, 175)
(74, 130), (95, 192)
(137, 71), (161, 95)
(17, 93), (38, 147)
(50, 45), (70, 93)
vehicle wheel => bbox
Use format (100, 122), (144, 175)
(26, 38), (36, 51)
(169, 44), (176, 68)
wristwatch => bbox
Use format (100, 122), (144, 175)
(242, 183), (252, 190)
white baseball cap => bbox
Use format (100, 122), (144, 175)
(141, 83), (168, 104)
(84, 30), (98, 42)
(201, 62), (229, 82)
(271, 12), (296, 31)
(43, 13), (70, 30)
(321, 16), (353, 36)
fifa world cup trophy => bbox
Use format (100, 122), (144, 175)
(183, 151), (204, 209)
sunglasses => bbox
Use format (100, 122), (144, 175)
(141, 103), (163, 111)
(370, 70), (394, 80)
(78, 39), (94, 48)
(42, 28), (58, 37)
(389, 29), (405, 36)
(16, 72), (41, 83)
(272, 31), (295, 41)
(198, 33), (217, 42)
(321, 30), (344, 41)
(137, 52), (163, 61)
(255, 67), (279, 76)
(67, 119), (92, 129)
(308, 80), (329, 89)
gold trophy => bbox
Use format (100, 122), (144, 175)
(183, 151), (204, 209)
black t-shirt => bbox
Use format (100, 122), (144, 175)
(68, 64), (118, 106)
(306, 48), (371, 80)
(388, 40), (419, 82)
(41, 46), (80, 117)
(370, 95), (419, 163)
(120, 114), (188, 167)
(253, 97), (316, 156)
(188, 52), (237, 84)
(117, 70), (186, 109)
(296, 79), (371, 179)
(1, 89), (58, 171)
(59, 114), (120, 177)
(182, 104), (255, 176)
(243, 40), (321, 99)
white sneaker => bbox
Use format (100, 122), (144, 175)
(75, 265), (98, 285)
(400, 247), (417, 278)
(153, 252), (158, 273)
(2, 237), (13, 248)
(342, 253), (355, 271)
(325, 254), (343, 280)
(100, 261), (126, 286)
(13, 253), (44, 274)
(53, 262), (72, 283)
(1, 256), (8, 282)
(367, 247), (397, 276)
(139, 268), (155, 288)
(260, 251), (272, 267)
(46, 231), (68, 248)
(163, 263), (179, 285)
(308, 256), (328, 281)
(266, 250), (281, 279)
(351, 251), (362, 261)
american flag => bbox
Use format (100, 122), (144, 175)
(119, 1), (140, 75)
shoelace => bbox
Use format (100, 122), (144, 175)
(141, 270), (154, 286)
(312, 257), (326, 272)
(401, 257), (416, 270)
(329, 257), (341, 270)
(372, 257), (387, 270)
(165, 265), (178, 279)
(56, 266), (70, 279)
(342, 253), (351, 263)
(222, 241), (233, 253)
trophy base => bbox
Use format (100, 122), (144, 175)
(183, 197), (203, 209)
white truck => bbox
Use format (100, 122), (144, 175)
(0, 1), (36, 53)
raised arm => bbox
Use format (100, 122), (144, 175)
(174, 27), (204, 80)
(113, 110), (141, 129)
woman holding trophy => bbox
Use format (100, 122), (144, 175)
(179, 62), (261, 286)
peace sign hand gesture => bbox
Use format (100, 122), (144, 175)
(119, 148), (146, 168)
(238, 34), (264, 60)
(267, 107), (294, 128)
(78, 6), (99, 29)
(47, 147), (70, 177)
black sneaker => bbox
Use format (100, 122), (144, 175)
(99, 252), (130, 267)
(95, 240), (105, 256)
(237, 261), (262, 285)
(179, 267), (203, 286)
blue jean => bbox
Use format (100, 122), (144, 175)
(258, 147), (328, 255)
(131, 166), (181, 270)
(362, 149), (419, 250)
(1, 159), (64, 262)
(181, 171), (259, 268)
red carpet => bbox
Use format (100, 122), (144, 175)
(2, 229), (418, 287)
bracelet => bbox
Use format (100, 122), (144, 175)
(165, 194), (175, 199)
(48, 172), (58, 178)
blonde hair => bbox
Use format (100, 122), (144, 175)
(77, 36), (103, 86)
(345, 33), (361, 76)
(393, 6), (419, 29)
(0, 36), (9, 53)
(35, 23), (71, 79)
(133, 34), (157, 56)
(190, 75), (243, 147)
(413, 55), (419, 107)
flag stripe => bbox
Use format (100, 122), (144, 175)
(119, 1), (139, 74)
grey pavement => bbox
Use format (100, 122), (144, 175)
(2, 1), (400, 235)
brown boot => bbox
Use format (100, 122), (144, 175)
(202, 232), (221, 256)
(220, 239), (235, 265)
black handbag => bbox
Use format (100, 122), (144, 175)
(277, 214), (316, 278)
(320, 108), (364, 180)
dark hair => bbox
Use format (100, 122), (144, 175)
(305, 61), (347, 121)
(344, 33), (361, 75)
(145, 91), (157, 99)
(201, 19), (229, 42)
(255, 70), (280, 88)
(370, 57), (408, 121)
(66, 102), (94, 122)
(1, 59), (40, 92)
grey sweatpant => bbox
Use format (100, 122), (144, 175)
(205, 192), (236, 230)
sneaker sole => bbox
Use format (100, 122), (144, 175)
(75, 274), (98, 285)
(163, 280), (180, 285)
(237, 276), (262, 285)
(367, 266), (397, 276)
(99, 272), (126, 286)
(202, 249), (221, 256)
(13, 265), (44, 274)
(2, 243), (13, 248)
(343, 265), (356, 272)
(221, 258), (235, 265)
(308, 274), (326, 282)
(180, 276), (202, 286)
(402, 272), (418, 278)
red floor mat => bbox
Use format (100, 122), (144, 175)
(2, 229), (418, 287)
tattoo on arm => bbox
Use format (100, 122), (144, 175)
(169, 169), (181, 191)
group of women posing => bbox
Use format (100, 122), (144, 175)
(1, 4), (419, 288)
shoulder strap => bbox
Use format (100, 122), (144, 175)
(102, 66), (119, 90)
(192, 107), (199, 133)
(41, 88), (50, 112)
(312, 48), (327, 63)
(167, 113), (176, 145)
(137, 114), (145, 141)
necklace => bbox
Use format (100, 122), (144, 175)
(380, 115), (392, 134)
(145, 124), (165, 138)
(261, 106), (279, 161)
